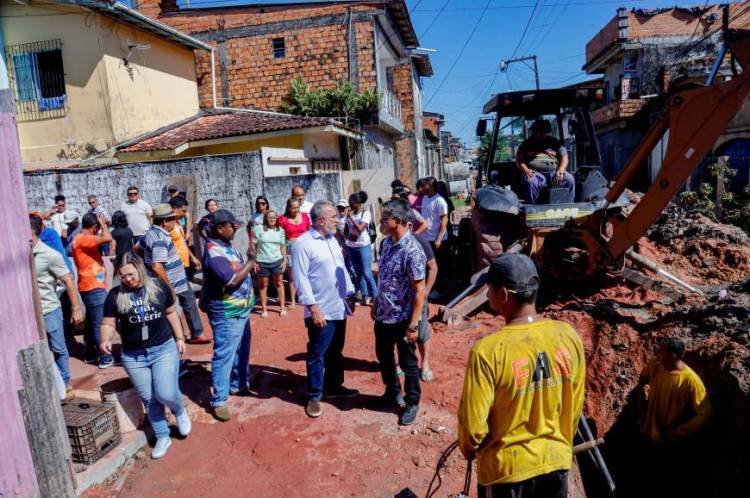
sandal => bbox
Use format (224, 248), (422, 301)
(421, 368), (435, 382)
(279, 310), (288, 317)
(260, 311), (268, 318)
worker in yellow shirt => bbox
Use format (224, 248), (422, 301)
(639, 336), (712, 442)
(457, 254), (586, 498)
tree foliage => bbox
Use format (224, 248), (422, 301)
(678, 159), (750, 233)
(477, 131), (523, 166)
(280, 77), (380, 126)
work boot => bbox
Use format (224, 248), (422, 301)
(399, 404), (419, 426)
(324, 386), (360, 399)
(212, 405), (231, 422)
(176, 410), (192, 436)
(305, 399), (323, 418)
(151, 437), (172, 459)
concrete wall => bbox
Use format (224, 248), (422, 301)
(1, 2), (199, 163)
(23, 152), (341, 225)
(341, 167), (394, 205)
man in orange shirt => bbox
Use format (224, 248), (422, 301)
(73, 212), (114, 367)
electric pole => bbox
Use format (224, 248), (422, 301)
(500, 55), (540, 90)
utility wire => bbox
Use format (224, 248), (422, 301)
(418, 0), (451, 40)
(508, 0), (542, 60)
(413, 0), (645, 12)
(425, 0), (494, 107)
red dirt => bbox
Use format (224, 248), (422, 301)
(81, 206), (750, 497)
(81, 304), (499, 498)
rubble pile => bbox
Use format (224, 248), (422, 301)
(645, 204), (750, 284)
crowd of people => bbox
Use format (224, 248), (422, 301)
(29, 179), (712, 497)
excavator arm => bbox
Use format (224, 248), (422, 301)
(545, 29), (750, 278)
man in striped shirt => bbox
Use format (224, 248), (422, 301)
(140, 204), (206, 344)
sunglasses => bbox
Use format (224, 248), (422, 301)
(127, 192), (138, 196)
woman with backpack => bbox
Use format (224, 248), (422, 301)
(345, 191), (377, 306)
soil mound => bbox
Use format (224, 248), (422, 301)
(645, 204), (750, 284)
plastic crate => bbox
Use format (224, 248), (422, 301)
(62, 398), (121, 465)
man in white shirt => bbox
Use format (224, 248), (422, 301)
(292, 200), (358, 418)
(419, 177), (449, 296)
(120, 186), (153, 242)
(45, 194), (79, 240)
(292, 185), (314, 215)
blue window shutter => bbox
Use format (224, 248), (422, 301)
(12, 52), (40, 102)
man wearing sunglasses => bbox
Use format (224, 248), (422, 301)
(120, 186), (153, 244)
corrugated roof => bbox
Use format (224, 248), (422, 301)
(117, 109), (358, 153)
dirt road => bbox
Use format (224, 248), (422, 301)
(84, 304), (497, 498)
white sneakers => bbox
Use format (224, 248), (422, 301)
(176, 411), (192, 436)
(151, 411), (191, 459)
(151, 437), (172, 459)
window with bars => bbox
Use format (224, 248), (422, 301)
(272, 38), (286, 59)
(5, 39), (67, 121)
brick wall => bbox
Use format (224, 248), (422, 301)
(393, 62), (414, 131)
(587, 4), (750, 66)
(138, 2), (383, 109)
(395, 132), (417, 186)
(586, 15), (619, 64)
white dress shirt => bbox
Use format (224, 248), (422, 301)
(291, 228), (354, 320)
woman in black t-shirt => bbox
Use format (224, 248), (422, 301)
(110, 210), (134, 257)
(100, 253), (191, 460)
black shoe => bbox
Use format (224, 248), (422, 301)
(324, 386), (360, 399)
(399, 404), (418, 426)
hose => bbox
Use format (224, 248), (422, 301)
(425, 440), (473, 498)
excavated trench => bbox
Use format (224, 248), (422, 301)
(536, 207), (750, 497)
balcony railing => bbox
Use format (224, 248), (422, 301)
(380, 88), (402, 123)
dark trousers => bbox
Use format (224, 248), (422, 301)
(80, 288), (110, 361)
(429, 241), (450, 292)
(177, 289), (204, 338)
(374, 320), (421, 406)
(305, 318), (346, 401)
(478, 470), (568, 498)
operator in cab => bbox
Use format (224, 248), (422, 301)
(516, 119), (575, 204)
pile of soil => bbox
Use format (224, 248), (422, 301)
(645, 204), (750, 284)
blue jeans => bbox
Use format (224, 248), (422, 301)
(522, 171), (576, 204)
(347, 244), (378, 299)
(305, 318), (346, 401)
(81, 288), (113, 363)
(122, 339), (185, 439)
(208, 313), (251, 407)
(44, 307), (71, 385)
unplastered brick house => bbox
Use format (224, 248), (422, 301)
(584, 3), (750, 189)
(134, 0), (434, 188)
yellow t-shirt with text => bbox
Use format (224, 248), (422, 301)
(458, 319), (586, 486)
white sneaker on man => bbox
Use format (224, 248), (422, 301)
(152, 437), (172, 459)
(176, 411), (192, 437)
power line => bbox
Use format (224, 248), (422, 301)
(424, 0), (494, 107)
(418, 0), (451, 41)
(508, 0), (541, 60)
(413, 0), (645, 12)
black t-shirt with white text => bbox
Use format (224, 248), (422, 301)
(103, 279), (176, 351)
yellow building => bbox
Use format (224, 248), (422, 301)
(1, 0), (210, 166)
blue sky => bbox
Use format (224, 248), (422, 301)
(144, 0), (704, 144)
(408, 0), (703, 145)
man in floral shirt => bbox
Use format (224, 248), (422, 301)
(372, 199), (427, 426)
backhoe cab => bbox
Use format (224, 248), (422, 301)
(476, 87), (628, 229)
